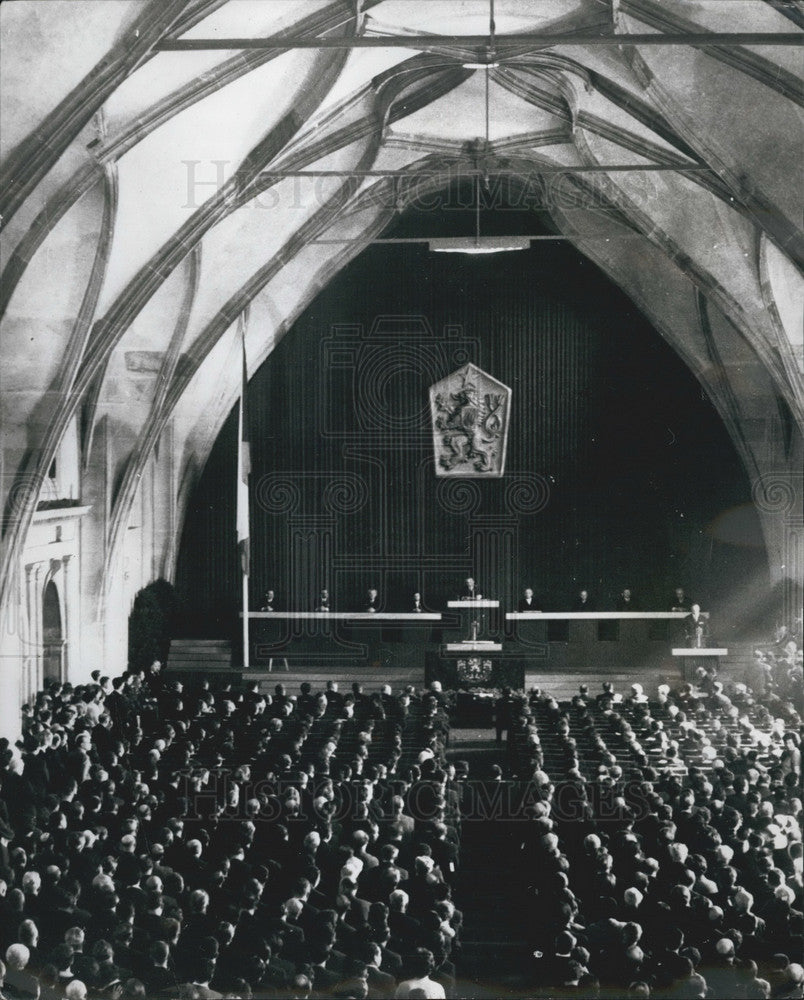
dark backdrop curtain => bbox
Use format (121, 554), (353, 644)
(175, 238), (767, 637)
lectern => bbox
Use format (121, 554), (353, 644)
(445, 600), (502, 653)
(672, 647), (728, 682)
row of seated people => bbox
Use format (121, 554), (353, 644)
(259, 584), (706, 615)
(495, 644), (803, 998)
(0, 670), (463, 999)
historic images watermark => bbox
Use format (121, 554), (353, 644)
(181, 160), (663, 214)
(178, 770), (653, 826)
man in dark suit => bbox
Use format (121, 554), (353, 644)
(412, 592), (424, 613)
(615, 588), (638, 611)
(185, 959), (223, 999)
(260, 590), (276, 611)
(336, 878), (370, 931)
(3, 944), (39, 1000)
(307, 949), (341, 993)
(363, 942), (396, 998)
(140, 940), (176, 995)
(316, 589), (331, 612)
(494, 688), (514, 746)
(104, 677), (132, 729)
(364, 588), (380, 613)
(670, 587), (690, 612)
(458, 577), (481, 600)
(518, 588), (540, 612)
(427, 823), (459, 878)
(271, 898), (307, 965)
(534, 931), (585, 987)
(324, 680), (343, 713)
(572, 589), (595, 611)
(359, 843), (408, 902)
(377, 934), (403, 980)
(388, 889), (421, 955)
(379, 795), (415, 850)
(684, 603), (709, 647)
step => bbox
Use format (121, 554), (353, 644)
(524, 669), (682, 700)
(169, 639), (233, 666)
(170, 647), (232, 655)
(246, 671), (422, 690)
(165, 664), (426, 694)
(171, 639), (232, 649)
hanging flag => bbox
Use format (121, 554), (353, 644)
(236, 316), (251, 577)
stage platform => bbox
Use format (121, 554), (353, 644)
(167, 638), (757, 699)
(167, 640), (425, 690)
(165, 654), (677, 701)
(242, 667), (422, 691)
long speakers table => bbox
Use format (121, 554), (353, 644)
(237, 609), (709, 687)
(504, 611), (697, 678)
(240, 611), (442, 668)
(507, 610), (690, 645)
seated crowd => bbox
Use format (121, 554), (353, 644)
(0, 627), (800, 999)
(502, 639), (803, 997)
(0, 674), (461, 999)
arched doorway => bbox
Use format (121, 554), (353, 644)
(42, 580), (63, 685)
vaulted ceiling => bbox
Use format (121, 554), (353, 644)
(1, 0), (802, 606)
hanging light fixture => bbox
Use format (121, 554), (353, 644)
(428, 171), (531, 253)
(430, 1), (528, 255)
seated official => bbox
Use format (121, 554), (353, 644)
(364, 588), (380, 613)
(316, 588), (331, 612)
(615, 588), (638, 611)
(518, 587), (540, 612)
(572, 588), (595, 611)
(670, 587), (690, 612)
(412, 592), (424, 613)
(457, 576), (482, 600)
(260, 589), (276, 611)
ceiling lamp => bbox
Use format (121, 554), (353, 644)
(429, 235), (530, 254)
(427, 161), (529, 254)
(431, 2), (526, 255)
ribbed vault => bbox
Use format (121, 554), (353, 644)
(0, 0), (802, 661)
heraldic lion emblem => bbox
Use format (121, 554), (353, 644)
(429, 364), (511, 477)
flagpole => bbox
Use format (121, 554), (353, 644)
(242, 567), (250, 670)
(238, 316), (250, 670)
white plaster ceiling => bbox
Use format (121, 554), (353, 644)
(0, 0), (802, 602)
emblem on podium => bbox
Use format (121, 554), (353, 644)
(457, 657), (494, 684)
(429, 363), (511, 477)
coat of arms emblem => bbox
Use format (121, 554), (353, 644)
(429, 363), (511, 477)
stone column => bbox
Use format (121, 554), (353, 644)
(61, 554), (73, 677)
(23, 564), (36, 703)
(32, 563), (44, 689)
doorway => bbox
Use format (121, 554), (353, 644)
(42, 580), (63, 685)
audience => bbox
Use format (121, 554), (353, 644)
(0, 623), (800, 998)
(1, 673), (458, 998)
(507, 632), (802, 997)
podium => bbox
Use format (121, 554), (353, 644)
(443, 600), (502, 684)
(672, 647), (728, 682)
(446, 599), (501, 648)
